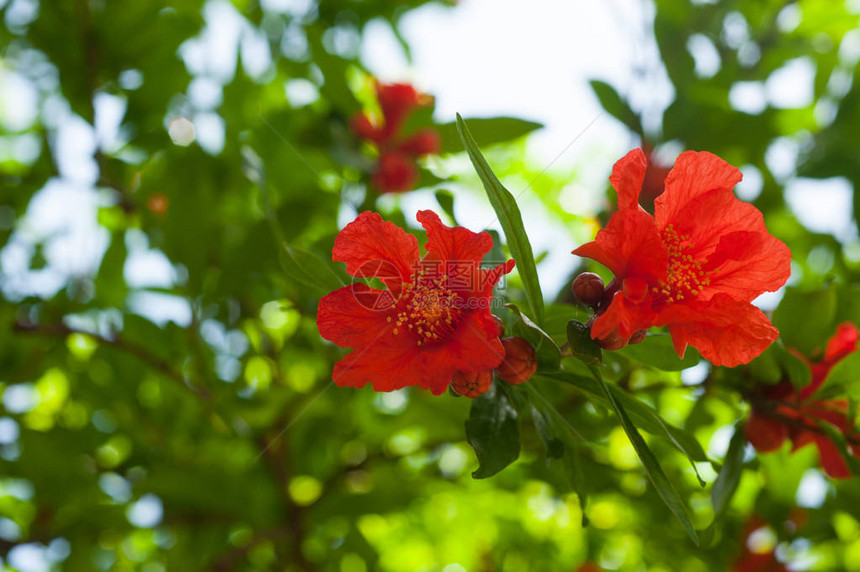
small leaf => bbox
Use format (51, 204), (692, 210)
(439, 116), (542, 152)
(456, 114), (545, 325)
(434, 189), (458, 225)
(820, 351), (860, 397)
(506, 303), (561, 370)
(465, 382), (521, 478)
(529, 402), (564, 459)
(280, 245), (347, 292)
(567, 320), (602, 366)
(710, 422), (747, 517)
(589, 80), (643, 136)
(617, 333), (699, 371)
(777, 346), (812, 389)
(588, 366), (699, 545)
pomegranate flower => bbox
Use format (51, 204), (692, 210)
(747, 322), (860, 478)
(350, 82), (441, 194)
(318, 210), (515, 394)
(573, 149), (791, 367)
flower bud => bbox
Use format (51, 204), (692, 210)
(595, 329), (627, 351)
(628, 329), (647, 345)
(372, 151), (418, 193)
(496, 337), (537, 384)
(491, 314), (505, 338)
(398, 129), (441, 157)
(450, 369), (493, 398)
(572, 272), (604, 307)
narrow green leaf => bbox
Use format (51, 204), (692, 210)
(439, 116), (542, 152)
(434, 189), (458, 226)
(529, 402), (564, 459)
(506, 303), (561, 370)
(465, 381), (521, 478)
(456, 114), (545, 325)
(543, 371), (709, 464)
(567, 320), (603, 366)
(710, 422), (747, 517)
(280, 245), (347, 292)
(587, 366), (699, 545)
(617, 333), (699, 371)
(589, 80), (643, 136)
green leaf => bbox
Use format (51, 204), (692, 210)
(439, 116), (542, 152)
(589, 80), (643, 136)
(456, 114), (545, 325)
(710, 422), (747, 518)
(434, 189), (458, 225)
(506, 304), (561, 370)
(777, 345), (812, 389)
(465, 381), (521, 478)
(617, 333), (700, 371)
(587, 366), (699, 544)
(543, 371), (709, 465)
(822, 352), (860, 397)
(566, 320), (602, 366)
(528, 401), (564, 459)
(773, 286), (838, 356)
(280, 245), (348, 293)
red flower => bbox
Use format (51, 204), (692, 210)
(371, 151), (419, 194)
(572, 149), (791, 367)
(350, 82), (441, 194)
(731, 516), (789, 572)
(747, 322), (860, 478)
(317, 210), (515, 394)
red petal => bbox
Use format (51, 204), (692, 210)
(317, 284), (396, 348)
(572, 209), (666, 283)
(824, 322), (859, 363)
(665, 189), (791, 303)
(746, 412), (788, 453)
(609, 148), (648, 210)
(439, 311), (507, 374)
(331, 341), (434, 392)
(373, 151), (419, 193)
(398, 129), (441, 156)
(417, 210), (494, 264)
(591, 291), (658, 341)
(657, 294), (779, 366)
(655, 151), (743, 229)
(333, 211), (419, 288)
(811, 433), (852, 479)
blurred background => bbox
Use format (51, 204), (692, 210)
(1, 0), (860, 570)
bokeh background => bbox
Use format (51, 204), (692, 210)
(1, 0), (860, 570)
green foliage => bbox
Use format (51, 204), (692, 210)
(2, 0), (860, 570)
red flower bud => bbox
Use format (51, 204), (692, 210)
(372, 151), (419, 193)
(595, 329), (627, 351)
(496, 337), (537, 384)
(350, 112), (382, 143)
(746, 411), (788, 453)
(572, 272), (604, 307)
(399, 129), (441, 157)
(492, 315), (505, 338)
(450, 369), (494, 398)
(628, 329), (647, 345)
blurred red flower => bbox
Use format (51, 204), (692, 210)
(747, 322), (860, 478)
(318, 210), (514, 394)
(573, 149), (791, 366)
(350, 82), (441, 194)
(731, 516), (789, 572)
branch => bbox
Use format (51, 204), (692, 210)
(13, 320), (211, 400)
